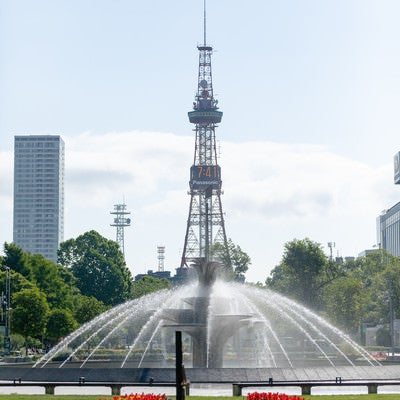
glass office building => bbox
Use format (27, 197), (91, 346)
(377, 202), (400, 257)
(13, 135), (65, 262)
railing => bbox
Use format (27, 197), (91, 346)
(2, 376), (400, 396)
(0, 379), (187, 396)
(232, 378), (400, 396)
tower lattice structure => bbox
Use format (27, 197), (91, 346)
(110, 203), (131, 260)
(157, 245), (165, 272)
(181, 38), (228, 268)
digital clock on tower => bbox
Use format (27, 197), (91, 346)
(190, 165), (221, 190)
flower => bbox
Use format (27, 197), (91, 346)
(101, 393), (167, 400)
(247, 392), (305, 400)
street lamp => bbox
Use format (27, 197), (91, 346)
(381, 251), (396, 357)
(1, 265), (11, 356)
(388, 277), (395, 356)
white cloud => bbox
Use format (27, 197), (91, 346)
(0, 151), (13, 207)
(0, 151), (13, 246)
(66, 131), (192, 203)
(221, 141), (394, 222)
(1, 130), (398, 283)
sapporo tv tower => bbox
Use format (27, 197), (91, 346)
(180, 2), (228, 268)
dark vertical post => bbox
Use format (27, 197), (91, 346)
(205, 199), (209, 262)
(2, 266), (11, 356)
(176, 331), (185, 400)
(205, 186), (212, 262)
(389, 277), (395, 356)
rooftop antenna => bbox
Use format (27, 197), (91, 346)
(203, 0), (207, 46)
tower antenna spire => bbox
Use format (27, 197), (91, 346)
(203, 0), (207, 46)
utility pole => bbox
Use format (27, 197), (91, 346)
(1, 265), (11, 356)
(389, 277), (395, 356)
(327, 242), (335, 262)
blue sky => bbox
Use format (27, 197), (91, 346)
(1, 1), (400, 282)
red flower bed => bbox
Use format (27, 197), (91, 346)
(99, 393), (167, 400)
(247, 392), (305, 400)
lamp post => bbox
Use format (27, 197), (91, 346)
(389, 277), (395, 356)
(2, 266), (11, 356)
(373, 244), (396, 355)
(381, 250), (395, 357)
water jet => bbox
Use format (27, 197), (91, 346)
(33, 259), (379, 369)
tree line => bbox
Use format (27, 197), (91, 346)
(0, 230), (171, 353)
(2, 232), (395, 353)
(266, 238), (400, 345)
(0, 230), (251, 354)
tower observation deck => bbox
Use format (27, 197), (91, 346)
(180, 36), (228, 268)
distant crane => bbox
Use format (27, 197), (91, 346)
(110, 203), (131, 260)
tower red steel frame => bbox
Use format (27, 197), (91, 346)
(180, 41), (228, 268)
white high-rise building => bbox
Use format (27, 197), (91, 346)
(13, 135), (65, 262)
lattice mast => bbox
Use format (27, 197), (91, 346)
(157, 245), (165, 272)
(110, 203), (131, 260)
(180, 3), (228, 267)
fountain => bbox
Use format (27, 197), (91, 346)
(33, 258), (379, 370)
(27, 5), (385, 382)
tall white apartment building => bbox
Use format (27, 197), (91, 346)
(13, 135), (65, 262)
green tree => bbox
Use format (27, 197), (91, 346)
(73, 295), (109, 325)
(58, 231), (133, 306)
(12, 288), (50, 353)
(367, 252), (400, 325)
(28, 253), (78, 310)
(9, 334), (25, 352)
(0, 269), (36, 302)
(131, 276), (171, 299)
(46, 308), (77, 343)
(343, 250), (400, 326)
(323, 276), (364, 333)
(266, 238), (341, 309)
(212, 238), (251, 281)
(376, 326), (391, 347)
(2, 242), (31, 276)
